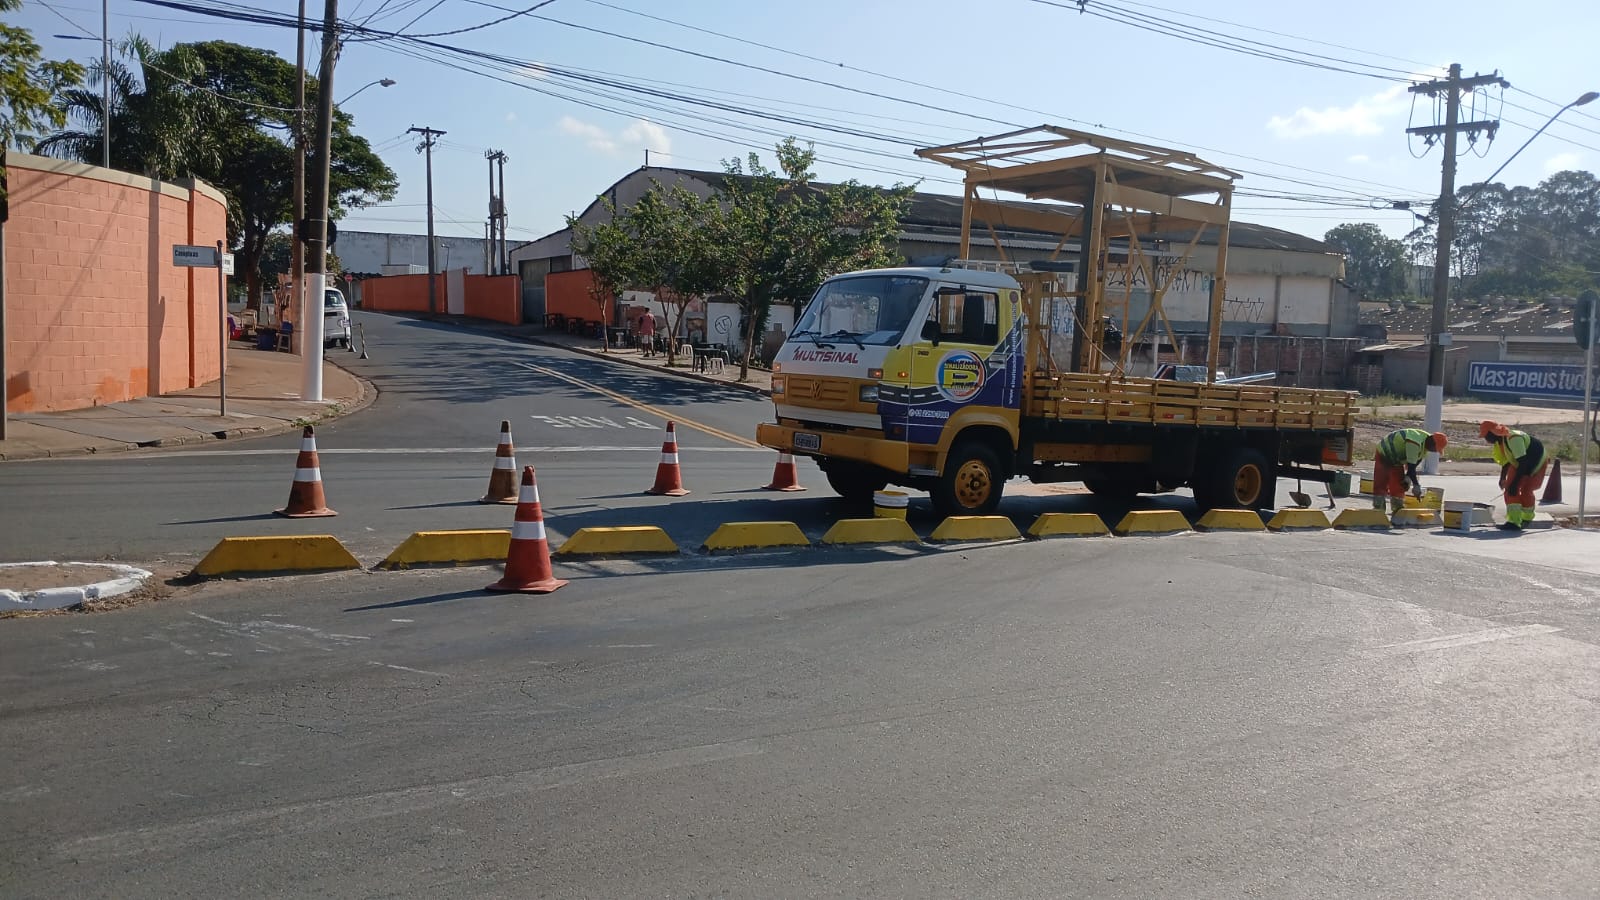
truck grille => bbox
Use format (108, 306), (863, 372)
(784, 376), (854, 409)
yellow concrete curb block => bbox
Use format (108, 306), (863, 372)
(554, 526), (678, 556)
(376, 529), (510, 570)
(1266, 508), (1332, 531)
(701, 521), (810, 552)
(1333, 508), (1394, 530)
(1195, 509), (1266, 532)
(928, 516), (1022, 543)
(1113, 509), (1192, 535)
(1027, 512), (1110, 538)
(193, 535), (361, 577)
(819, 518), (921, 545)
(1390, 508), (1439, 528)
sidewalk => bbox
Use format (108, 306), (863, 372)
(0, 344), (372, 461)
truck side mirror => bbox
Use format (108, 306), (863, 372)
(921, 320), (941, 345)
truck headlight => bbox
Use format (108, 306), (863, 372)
(859, 384), (879, 403)
(771, 376), (785, 395)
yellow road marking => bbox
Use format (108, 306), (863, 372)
(514, 361), (765, 449)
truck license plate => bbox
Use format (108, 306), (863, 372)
(793, 432), (821, 451)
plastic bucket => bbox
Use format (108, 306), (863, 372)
(873, 490), (910, 520)
(1331, 471), (1353, 498)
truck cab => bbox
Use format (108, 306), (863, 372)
(760, 266), (1025, 513)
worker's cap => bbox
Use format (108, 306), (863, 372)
(1479, 420), (1508, 439)
(1429, 432), (1448, 451)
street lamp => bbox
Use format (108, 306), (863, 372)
(338, 78), (395, 105)
(53, 8), (110, 168)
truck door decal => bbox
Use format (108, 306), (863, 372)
(936, 350), (987, 403)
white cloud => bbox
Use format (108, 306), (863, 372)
(556, 115), (670, 158)
(1347, 153), (1371, 164)
(620, 120), (671, 157)
(1544, 151), (1583, 174)
(518, 63), (550, 80)
(558, 115), (618, 154)
(1267, 85), (1410, 139)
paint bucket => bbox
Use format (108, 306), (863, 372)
(873, 490), (910, 520)
(1442, 499), (1474, 533)
(1331, 471), (1353, 498)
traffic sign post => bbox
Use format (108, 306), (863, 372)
(1580, 290), (1598, 528)
(174, 243), (230, 416)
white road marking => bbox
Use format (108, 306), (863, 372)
(390, 618), (414, 623)
(604, 644), (657, 649)
(58, 739), (765, 859)
(1372, 623), (1562, 656)
(369, 662), (447, 678)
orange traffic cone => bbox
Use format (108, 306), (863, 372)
(487, 466), (567, 594)
(645, 421), (690, 496)
(762, 451), (805, 491)
(275, 425), (336, 517)
(1542, 458), (1564, 504)
(479, 419), (519, 504)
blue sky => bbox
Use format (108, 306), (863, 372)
(17, 0), (1599, 248)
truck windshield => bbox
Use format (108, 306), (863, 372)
(793, 275), (928, 346)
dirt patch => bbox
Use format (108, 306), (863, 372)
(0, 563), (131, 593)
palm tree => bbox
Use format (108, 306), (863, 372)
(33, 37), (217, 179)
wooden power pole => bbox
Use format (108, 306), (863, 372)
(1407, 63), (1507, 473)
(409, 126), (445, 310)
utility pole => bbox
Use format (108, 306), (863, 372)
(100, 0), (109, 168)
(290, 0), (306, 348)
(302, 0), (339, 402)
(1407, 63), (1507, 474)
(496, 151), (508, 275)
(409, 126), (445, 310)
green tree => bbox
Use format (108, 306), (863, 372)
(0, 0), (83, 150)
(569, 183), (722, 367)
(567, 200), (633, 353)
(1324, 222), (1408, 299)
(712, 139), (912, 379)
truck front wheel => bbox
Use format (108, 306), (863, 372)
(933, 442), (1005, 518)
(1196, 447), (1275, 511)
(824, 463), (889, 504)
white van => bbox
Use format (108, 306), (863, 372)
(324, 287), (352, 349)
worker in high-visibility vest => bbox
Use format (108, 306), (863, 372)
(1481, 420), (1548, 531)
(1372, 428), (1448, 515)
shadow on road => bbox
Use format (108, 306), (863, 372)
(382, 316), (757, 408)
(344, 589), (495, 612)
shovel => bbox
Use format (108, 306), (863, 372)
(1289, 475), (1311, 509)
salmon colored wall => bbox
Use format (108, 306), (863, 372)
(462, 274), (521, 325)
(3, 154), (228, 413)
(360, 273), (437, 313)
(545, 269), (609, 321)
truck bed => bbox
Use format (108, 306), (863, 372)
(1026, 373), (1356, 432)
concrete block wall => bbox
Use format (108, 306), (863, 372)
(4, 153), (228, 413)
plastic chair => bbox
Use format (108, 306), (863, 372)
(275, 321), (294, 352)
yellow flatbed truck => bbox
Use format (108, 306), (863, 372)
(755, 127), (1356, 517)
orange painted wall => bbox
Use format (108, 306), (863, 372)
(3, 154), (228, 413)
(462, 274), (521, 325)
(545, 269), (609, 321)
(360, 273), (437, 313)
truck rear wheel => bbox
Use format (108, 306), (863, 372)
(1196, 447), (1274, 511)
(824, 464), (889, 504)
(932, 441), (1004, 518)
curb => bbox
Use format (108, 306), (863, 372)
(192, 535), (362, 578)
(377, 529), (511, 570)
(522, 335), (772, 397)
(0, 561), (153, 612)
(0, 361), (377, 461)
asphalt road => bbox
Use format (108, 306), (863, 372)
(4, 530), (1600, 897)
(0, 312), (795, 564)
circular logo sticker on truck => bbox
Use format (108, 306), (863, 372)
(936, 350), (986, 403)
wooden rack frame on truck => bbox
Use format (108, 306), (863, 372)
(915, 126), (1243, 381)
